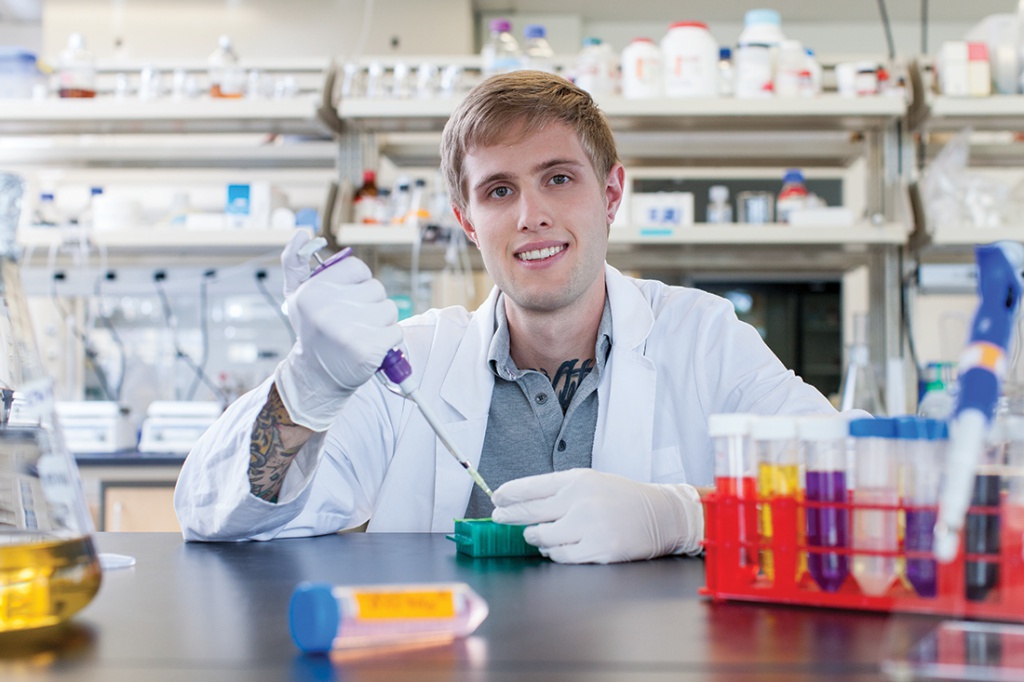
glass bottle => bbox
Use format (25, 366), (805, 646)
(481, 19), (522, 78)
(776, 169), (809, 224)
(57, 33), (96, 99)
(0, 173), (102, 634)
(706, 185), (733, 223)
(353, 170), (381, 225)
(208, 35), (244, 99)
(839, 312), (887, 415)
(522, 24), (555, 73)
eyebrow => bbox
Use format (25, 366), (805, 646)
(472, 158), (586, 193)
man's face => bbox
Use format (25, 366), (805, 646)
(454, 121), (624, 315)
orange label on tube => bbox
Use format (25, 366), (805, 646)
(354, 590), (456, 620)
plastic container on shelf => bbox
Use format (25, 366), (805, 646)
(706, 185), (732, 224)
(660, 21), (719, 98)
(0, 48), (39, 99)
(481, 18), (522, 78)
(574, 37), (619, 98)
(802, 48), (823, 96)
(776, 169), (809, 224)
(208, 35), (244, 98)
(773, 39), (806, 97)
(620, 38), (663, 99)
(733, 9), (785, 99)
(57, 33), (96, 98)
(522, 24), (556, 73)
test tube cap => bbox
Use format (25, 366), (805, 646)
(849, 417), (896, 438)
(448, 518), (543, 558)
(289, 582), (339, 653)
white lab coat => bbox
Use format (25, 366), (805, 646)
(175, 264), (836, 541)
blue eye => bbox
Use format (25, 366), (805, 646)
(550, 174), (570, 186)
(491, 186), (511, 198)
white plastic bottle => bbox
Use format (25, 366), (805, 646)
(802, 48), (823, 96)
(706, 185), (733, 223)
(734, 9), (785, 99)
(621, 38), (663, 99)
(661, 21), (719, 98)
(522, 24), (556, 73)
(574, 37), (619, 98)
(208, 35), (244, 98)
(57, 33), (96, 98)
(773, 39), (806, 97)
(481, 18), (522, 77)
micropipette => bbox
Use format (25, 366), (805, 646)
(934, 241), (1024, 563)
(296, 238), (495, 501)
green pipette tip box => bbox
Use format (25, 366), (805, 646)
(447, 518), (542, 558)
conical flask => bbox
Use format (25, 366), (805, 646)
(0, 173), (101, 634)
(839, 313), (887, 415)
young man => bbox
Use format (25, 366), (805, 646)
(175, 71), (836, 563)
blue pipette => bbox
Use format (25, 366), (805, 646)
(297, 238), (494, 501)
(934, 241), (1024, 563)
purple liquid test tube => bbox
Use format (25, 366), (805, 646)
(798, 416), (850, 593)
(897, 416), (947, 599)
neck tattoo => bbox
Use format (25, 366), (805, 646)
(550, 358), (594, 412)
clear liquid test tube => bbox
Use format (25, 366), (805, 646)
(850, 417), (899, 597)
(751, 415), (801, 583)
(709, 413), (759, 581)
(799, 415), (850, 593)
(289, 582), (489, 653)
(897, 416), (947, 598)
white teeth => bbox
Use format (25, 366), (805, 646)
(516, 245), (565, 261)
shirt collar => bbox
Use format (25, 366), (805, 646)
(487, 293), (613, 381)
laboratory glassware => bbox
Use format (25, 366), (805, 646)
(798, 415), (850, 593)
(290, 581), (488, 652)
(0, 173), (102, 633)
(709, 412), (758, 581)
(850, 417), (899, 597)
(751, 415), (801, 582)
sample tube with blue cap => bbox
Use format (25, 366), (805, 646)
(850, 417), (899, 597)
(289, 582), (488, 653)
(897, 416), (947, 598)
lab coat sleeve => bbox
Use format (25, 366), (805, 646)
(175, 376), (400, 541)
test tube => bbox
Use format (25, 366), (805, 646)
(751, 415), (801, 583)
(1004, 415), (1024, 578)
(965, 421), (1004, 602)
(709, 413), (759, 581)
(799, 415), (850, 593)
(289, 582), (489, 653)
(897, 416), (947, 598)
(851, 418), (899, 597)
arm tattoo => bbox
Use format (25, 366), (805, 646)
(249, 383), (312, 503)
(551, 358), (594, 412)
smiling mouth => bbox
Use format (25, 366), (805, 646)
(515, 245), (567, 262)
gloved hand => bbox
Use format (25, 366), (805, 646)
(273, 253), (402, 431)
(281, 229), (315, 301)
(491, 468), (704, 564)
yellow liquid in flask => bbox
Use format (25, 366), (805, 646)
(0, 535), (101, 632)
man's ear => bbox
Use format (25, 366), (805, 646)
(453, 204), (478, 246)
(605, 163), (626, 226)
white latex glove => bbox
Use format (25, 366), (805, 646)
(281, 229), (315, 300)
(491, 468), (704, 564)
(273, 254), (402, 431)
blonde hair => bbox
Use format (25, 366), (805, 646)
(440, 71), (619, 212)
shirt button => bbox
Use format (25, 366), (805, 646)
(557, 440), (566, 452)
(536, 393), (547, 405)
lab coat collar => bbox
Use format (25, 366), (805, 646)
(594, 263), (658, 480)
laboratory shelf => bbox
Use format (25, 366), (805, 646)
(0, 96), (331, 136)
(337, 94), (907, 134)
(918, 95), (1024, 131)
(607, 222), (906, 246)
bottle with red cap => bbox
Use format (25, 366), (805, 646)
(661, 21), (719, 97)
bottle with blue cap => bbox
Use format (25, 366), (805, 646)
(850, 417), (899, 597)
(289, 581), (489, 653)
(776, 169), (808, 224)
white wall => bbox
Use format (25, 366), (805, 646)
(43, 0), (473, 63)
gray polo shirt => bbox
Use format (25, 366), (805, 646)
(463, 293), (613, 518)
